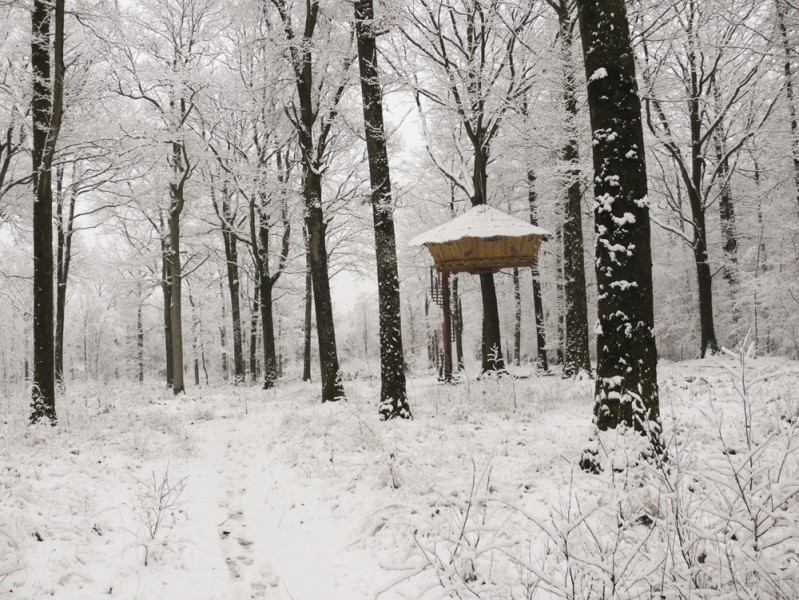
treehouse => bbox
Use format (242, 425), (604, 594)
(409, 204), (550, 381)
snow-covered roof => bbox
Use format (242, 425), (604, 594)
(409, 204), (551, 247)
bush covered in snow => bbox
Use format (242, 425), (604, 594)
(392, 344), (799, 598)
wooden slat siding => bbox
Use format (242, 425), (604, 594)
(427, 235), (544, 274)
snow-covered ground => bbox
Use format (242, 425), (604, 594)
(2, 354), (799, 598)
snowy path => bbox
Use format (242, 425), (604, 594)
(1, 373), (603, 599)
(188, 408), (397, 600)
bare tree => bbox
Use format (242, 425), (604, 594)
(546, 0), (591, 377)
(109, 0), (220, 393)
(640, 0), (775, 356)
(401, 0), (538, 373)
(270, 0), (350, 402)
(354, 0), (411, 419)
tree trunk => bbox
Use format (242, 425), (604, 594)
(687, 6), (720, 358)
(527, 170), (548, 371)
(274, 0), (345, 401)
(304, 169), (345, 401)
(260, 275), (278, 388)
(256, 151), (291, 391)
(714, 138), (738, 293)
(575, 0), (662, 469)
(249, 282), (259, 383)
(189, 290), (200, 386)
(776, 0), (799, 212)
(30, 0), (64, 425)
(161, 217), (174, 387)
(137, 282), (144, 384)
(302, 227), (312, 382)
(694, 226), (719, 358)
(479, 273), (505, 371)
(168, 210), (185, 394)
(555, 226), (565, 364)
(513, 268), (521, 365)
(453, 276), (464, 370)
(219, 277), (228, 382)
(711, 79), (739, 326)
(557, 1), (592, 378)
(221, 187), (245, 383)
(354, 0), (411, 419)
(425, 293), (434, 369)
(54, 164), (75, 386)
(471, 147), (505, 373)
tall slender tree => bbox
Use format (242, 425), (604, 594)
(354, 0), (411, 420)
(575, 0), (662, 470)
(204, 170), (246, 383)
(526, 169), (549, 371)
(30, 0), (65, 424)
(271, 0), (348, 402)
(252, 149), (292, 390)
(548, 0), (591, 377)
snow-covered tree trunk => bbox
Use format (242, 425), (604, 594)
(161, 215), (174, 387)
(354, 0), (411, 419)
(575, 0), (662, 469)
(553, 0), (592, 378)
(527, 170), (548, 371)
(219, 183), (245, 384)
(302, 225), (312, 383)
(137, 281), (145, 384)
(512, 268), (521, 365)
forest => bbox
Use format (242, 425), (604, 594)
(1, 0), (799, 597)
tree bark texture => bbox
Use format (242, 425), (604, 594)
(137, 283), (145, 384)
(452, 276), (464, 370)
(166, 103), (192, 395)
(555, 226), (565, 364)
(513, 268), (521, 365)
(470, 151), (505, 373)
(575, 0), (662, 466)
(302, 225), (312, 382)
(354, 0), (411, 419)
(220, 185), (246, 383)
(304, 170), (345, 401)
(54, 164), (76, 386)
(556, 1), (592, 378)
(219, 276), (228, 381)
(161, 214), (174, 387)
(527, 170), (548, 371)
(249, 282), (259, 382)
(30, 0), (64, 424)
(710, 78), (739, 329)
(255, 151), (290, 390)
(167, 208), (185, 394)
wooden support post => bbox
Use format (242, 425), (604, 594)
(441, 269), (453, 382)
